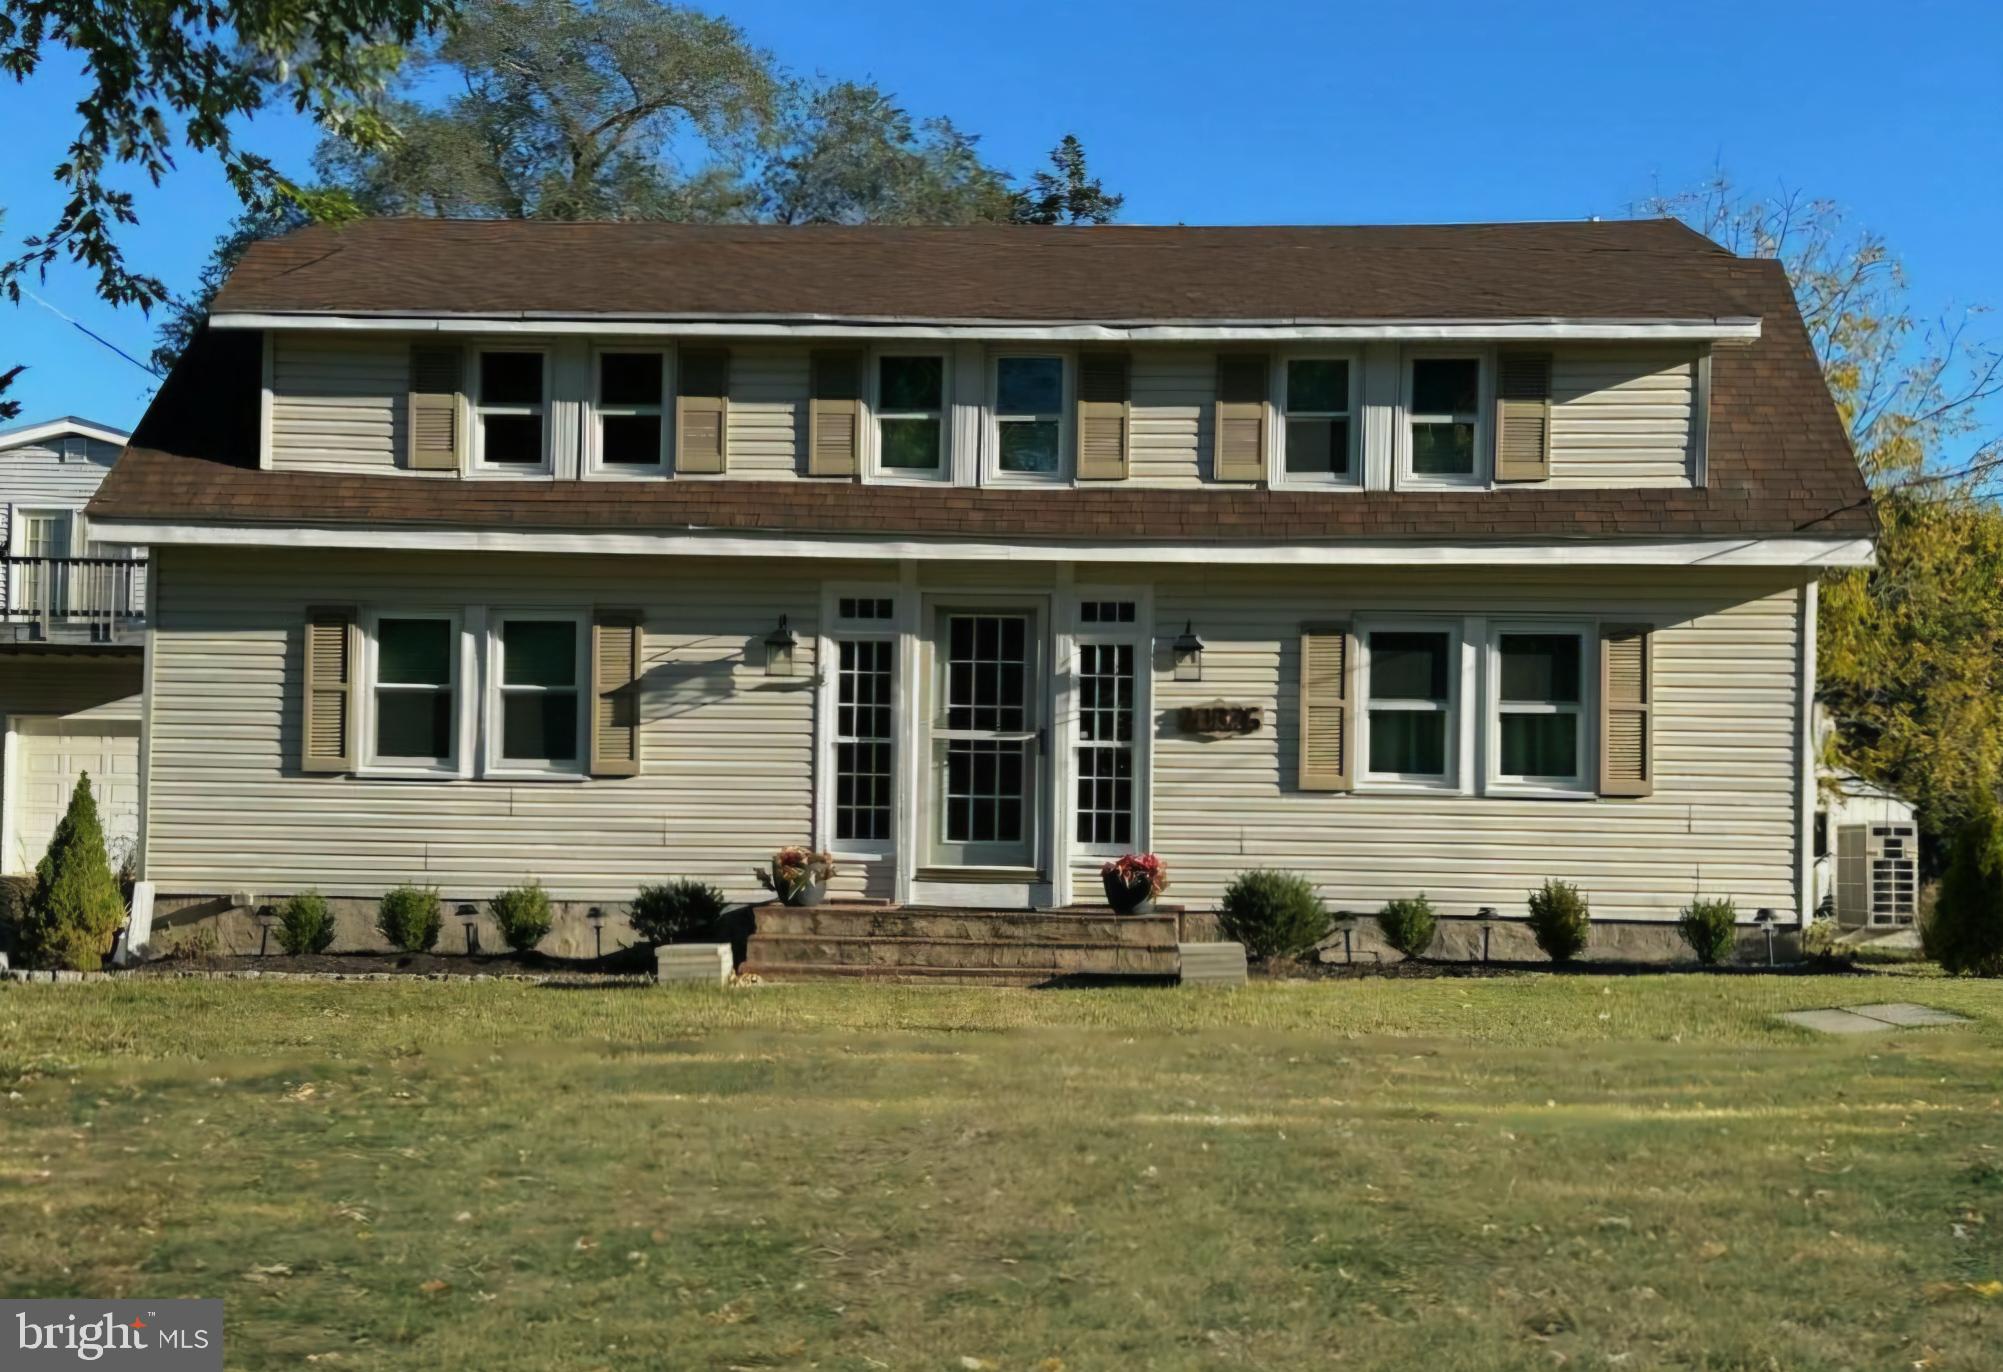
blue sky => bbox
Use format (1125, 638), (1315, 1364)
(3, 0), (1999, 433)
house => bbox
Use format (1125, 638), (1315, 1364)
(1811, 708), (1919, 931)
(83, 220), (1874, 970)
(1, 416), (147, 878)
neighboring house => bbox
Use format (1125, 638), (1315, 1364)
(1, 416), (146, 877)
(1811, 706), (1919, 930)
(85, 220), (1874, 964)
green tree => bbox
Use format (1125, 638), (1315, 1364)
(1925, 799), (2003, 976)
(316, 0), (780, 219)
(152, 203), (311, 372)
(1646, 176), (2003, 839)
(18, 773), (126, 970)
(1013, 134), (1124, 226)
(1, 0), (453, 388)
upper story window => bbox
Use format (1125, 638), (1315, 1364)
(992, 355), (1067, 482)
(594, 351), (666, 472)
(1403, 355), (1485, 487)
(874, 354), (947, 480)
(475, 350), (549, 471)
(1283, 357), (1356, 484)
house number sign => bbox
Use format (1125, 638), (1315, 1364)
(1176, 703), (1263, 736)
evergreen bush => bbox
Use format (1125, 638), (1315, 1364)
(490, 880), (555, 953)
(1676, 897), (1739, 966)
(1217, 870), (1331, 961)
(630, 879), (729, 945)
(1526, 879), (1592, 963)
(17, 773), (125, 970)
(1376, 895), (1439, 960)
(376, 884), (443, 953)
(276, 889), (336, 955)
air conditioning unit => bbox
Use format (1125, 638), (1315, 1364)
(1834, 822), (1917, 928)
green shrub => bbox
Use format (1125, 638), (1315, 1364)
(1927, 802), (2003, 977)
(1526, 879), (1591, 963)
(630, 879), (729, 945)
(1217, 870), (1331, 962)
(276, 889), (336, 955)
(16, 773), (125, 970)
(376, 884), (443, 953)
(1676, 897), (1738, 966)
(1376, 895), (1438, 960)
(490, 880), (554, 953)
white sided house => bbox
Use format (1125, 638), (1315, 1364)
(1, 416), (145, 880)
(87, 220), (1875, 970)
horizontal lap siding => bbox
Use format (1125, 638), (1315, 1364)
(1129, 349), (1209, 486)
(146, 548), (826, 902)
(2, 441), (121, 604)
(726, 345), (807, 477)
(270, 337), (405, 473)
(1547, 348), (1696, 487)
(1143, 570), (1803, 921)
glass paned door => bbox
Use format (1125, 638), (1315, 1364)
(929, 607), (1041, 869)
(15, 512), (72, 615)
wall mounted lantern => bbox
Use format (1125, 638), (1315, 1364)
(763, 615), (799, 677)
(1171, 620), (1206, 682)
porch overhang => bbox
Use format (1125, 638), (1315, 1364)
(87, 518), (1876, 570)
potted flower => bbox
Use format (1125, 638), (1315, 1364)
(1101, 853), (1168, 915)
(758, 846), (837, 907)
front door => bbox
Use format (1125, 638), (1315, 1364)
(926, 604), (1043, 872)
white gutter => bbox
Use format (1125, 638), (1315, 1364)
(208, 311), (1763, 345)
(89, 518), (1871, 569)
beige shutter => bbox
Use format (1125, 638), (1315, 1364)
(1495, 351), (1553, 482)
(1214, 353), (1269, 482)
(302, 606), (357, 773)
(407, 345), (465, 471)
(590, 610), (642, 777)
(1298, 622), (1356, 792)
(676, 348), (730, 474)
(1599, 624), (1653, 797)
(1076, 350), (1131, 480)
(808, 349), (862, 477)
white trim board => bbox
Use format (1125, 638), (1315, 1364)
(90, 518), (1877, 569)
(210, 312), (1763, 346)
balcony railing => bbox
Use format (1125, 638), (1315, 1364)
(2, 556), (147, 643)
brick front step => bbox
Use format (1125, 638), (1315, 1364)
(743, 905), (1182, 983)
(752, 906), (1178, 946)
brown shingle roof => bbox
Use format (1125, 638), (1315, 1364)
(213, 218), (1760, 323)
(92, 227), (1873, 544)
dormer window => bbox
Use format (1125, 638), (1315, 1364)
(1282, 357), (1356, 485)
(1403, 355), (1485, 487)
(873, 354), (947, 480)
(993, 355), (1067, 482)
(594, 350), (667, 472)
(475, 350), (549, 471)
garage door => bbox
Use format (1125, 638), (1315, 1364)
(7, 718), (140, 876)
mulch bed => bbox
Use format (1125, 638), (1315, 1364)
(127, 947), (656, 980)
(1260, 955), (1862, 980)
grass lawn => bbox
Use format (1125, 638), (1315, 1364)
(3, 969), (2001, 1370)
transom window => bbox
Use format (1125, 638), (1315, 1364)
(596, 352), (665, 468)
(1407, 357), (1482, 481)
(1079, 600), (1136, 624)
(1284, 358), (1353, 478)
(494, 616), (585, 771)
(838, 596), (895, 623)
(372, 615), (458, 768)
(876, 355), (946, 475)
(476, 351), (547, 467)
(1363, 627), (1458, 785)
(1075, 641), (1137, 847)
(834, 638), (895, 843)
(995, 355), (1065, 478)
(1493, 628), (1589, 789)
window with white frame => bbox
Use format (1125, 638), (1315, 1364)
(369, 614), (460, 770)
(1075, 639), (1138, 847)
(1405, 356), (1483, 483)
(875, 354), (947, 477)
(491, 615), (586, 773)
(993, 355), (1066, 479)
(1361, 625), (1459, 786)
(595, 351), (666, 469)
(476, 350), (548, 468)
(1283, 357), (1354, 479)
(1491, 625), (1589, 790)
(834, 638), (896, 843)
